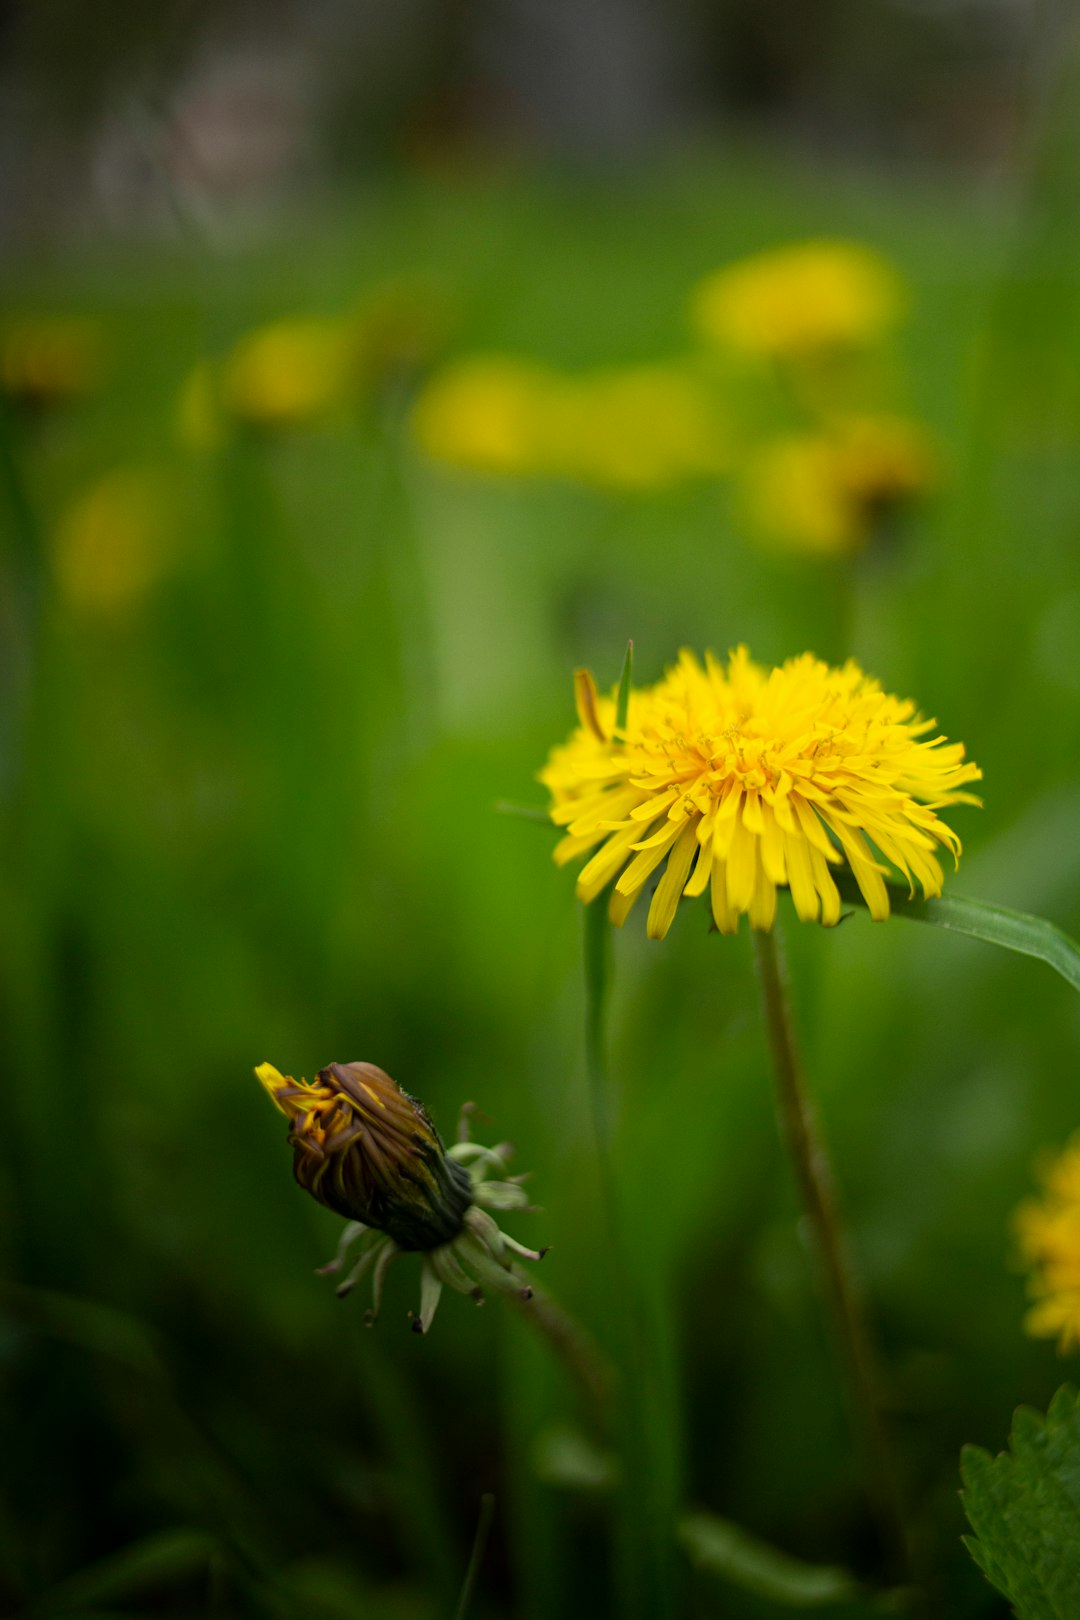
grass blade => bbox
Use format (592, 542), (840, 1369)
(615, 639), (633, 732)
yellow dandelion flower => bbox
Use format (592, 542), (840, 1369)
(52, 467), (179, 616)
(548, 364), (728, 492)
(412, 355), (727, 491)
(744, 416), (936, 557)
(1015, 1135), (1080, 1353)
(691, 240), (905, 361)
(539, 648), (980, 939)
(220, 316), (353, 429)
(410, 355), (561, 477)
(1, 316), (102, 408)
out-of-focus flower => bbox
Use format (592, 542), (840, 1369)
(691, 241), (905, 362)
(539, 647), (980, 938)
(52, 467), (179, 616)
(348, 278), (452, 390)
(175, 360), (224, 451)
(410, 355), (562, 477)
(257, 1061), (545, 1333)
(743, 415), (936, 556)
(220, 316), (354, 429)
(411, 355), (727, 491)
(1015, 1135), (1080, 1352)
(550, 365), (728, 491)
(1, 317), (102, 409)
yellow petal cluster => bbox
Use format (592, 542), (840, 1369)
(744, 416), (937, 557)
(691, 240), (905, 360)
(52, 466), (179, 616)
(1015, 1135), (1080, 1353)
(539, 647), (980, 938)
(411, 356), (726, 491)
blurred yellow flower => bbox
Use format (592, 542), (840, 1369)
(744, 416), (936, 557)
(1, 316), (102, 408)
(691, 240), (905, 361)
(540, 647), (980, 938)
(1015, 1135), (1080, 1352)
(411, 355), (559, 477)
(220, 316), (353, 429)
(550, 365), (728, 491)
(411, 355), (726, 491)
(52, 467), (178, 615)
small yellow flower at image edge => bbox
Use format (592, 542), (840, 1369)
(1014, 1134), (1080, 1353)
(539, 647), (981, 939)
(256, 1060), (546, 1334)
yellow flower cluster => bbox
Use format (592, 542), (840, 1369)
(1015, 1136), (1080, 1353)
(178, 281), (447, 444)
(410, 357), (727, 492)
(690, 239), (905, 361)
(540, 647), (980, 938)
(743, 416), (937, 557)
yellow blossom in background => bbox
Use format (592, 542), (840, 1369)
(691, 240), (905, 361)
(220, 316), (353, 429)
(52, 467), (179, 616)
(547, 364), (728, 491)
(411, 355), (727, 491)
(348, 277), (452, 386)
(540, 647), (980, 938)
(1, 316), (102, 408)
(175, 360), (225, 451)
(743, 415), (937, 557)
(1014, 1135), (1080, 1352)
(410, 355), (559, 477)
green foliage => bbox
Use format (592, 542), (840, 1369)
(961, 1386), (1080, 1618)
(679, 1511), (861, 1607)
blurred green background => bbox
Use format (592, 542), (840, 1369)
(4, 4), (1080, 1617)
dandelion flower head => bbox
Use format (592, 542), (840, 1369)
(744, 416), (937, 557)
(412, 355), (726, 491)
(1015, 1134), (1080, 1353)
(52, 467), (179, 616)
(691, 240), (905, 361)
(256, 1060), (545, 1334)
(540, 648), (980, 939)
(1, 316), (102, 408)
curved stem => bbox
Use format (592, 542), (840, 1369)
(752, 926), (913, 1592)
(511, 1272), (617, 1416)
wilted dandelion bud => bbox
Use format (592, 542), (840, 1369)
(256, 1061), (546, 1333)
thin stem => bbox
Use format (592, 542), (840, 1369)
(511, 1273), (617, 1417)
(752, 926), (913, 1592)
(452, 1493), (495, 1620)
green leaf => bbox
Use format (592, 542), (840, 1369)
(679, 1511), (862, 1607)
(961, 1384), (1080, 1617)
(834, 872), (1080, 995)
(615, 639), (633, 732)
(24, 1529), (215, 1615)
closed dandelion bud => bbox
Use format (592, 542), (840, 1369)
(257, 1060), (472, 1250)
(256, 1061), (547, 1333)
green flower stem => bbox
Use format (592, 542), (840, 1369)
(584, 897), (676, 1620)
(511, 1272), (616, 1415)
(752, 925), (913, 1592)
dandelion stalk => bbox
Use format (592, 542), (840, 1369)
(752, 924), (912, 1590)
